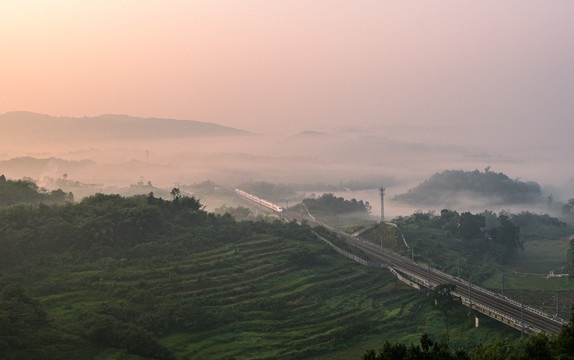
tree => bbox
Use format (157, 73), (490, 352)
(522, 333), (552, 360)
(214, 205), (252, 221)
(361, 333), (469, 360)
(170, 187), (181, 201)
(303, 193), (371, 215)
(489, 215), (522, 263)
(0, 283), (47, 347)
(552, 306), (574, 357)
(432, 283), (459, 343)
(568, 239), (574, 272)
(458, 212), (485, 239)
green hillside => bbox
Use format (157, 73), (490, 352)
(0, 186), (516, 359)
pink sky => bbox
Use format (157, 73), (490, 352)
(1, 1), (573, 137)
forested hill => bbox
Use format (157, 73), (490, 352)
(0, 190), (446, 359)
(0, 111), (249, 143)
(393, 169), (542, 206)
(303, 193), (372, 215)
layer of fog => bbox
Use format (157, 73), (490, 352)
(327, 188), (561, 221)
(1, 114), (573, 215)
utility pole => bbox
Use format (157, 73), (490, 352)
(457, 258), (460, 278)
(502, 274), (504, 297)
(468, 282), (472, 308)
(556, 292), (559, 317)
(521, 301), (525, 338)
(427, 265), (431, 288)
(379, 187), (385, 223)
(411, 246), (414, 262)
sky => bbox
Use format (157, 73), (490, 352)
(1, 1), (574, 139)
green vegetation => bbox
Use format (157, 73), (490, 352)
(390, 209), (522, 267)
(393, 169), (543, 205)
(391, 209), (573, 269)
(510, 211), (570, 242)
(213, 204), (253, 221)
(359, 223), (406, 252)
(567, 238), (574, 272)
(360, 209), (574, 320)
(354, 208), (574, 317)
(432, 284), (459, 343)
(0, 175), (74, 206)
(361, 313), (574, 359)
(303, 193), (372, 216)
(0, 179), (519, 359)
(300, 193), (375, 233)
(312, 225), (371, 259)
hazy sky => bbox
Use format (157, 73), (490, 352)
(2, 1), (573, 138)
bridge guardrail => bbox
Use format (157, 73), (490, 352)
(457, 293), (544, 335)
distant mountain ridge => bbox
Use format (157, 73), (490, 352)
(0, 111), (250, 142)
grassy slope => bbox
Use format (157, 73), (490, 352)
(156, 231), (515, 360)
(9, 224), (517, 360)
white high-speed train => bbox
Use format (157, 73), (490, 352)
(234, 189), (283, 213)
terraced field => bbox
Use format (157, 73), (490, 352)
(12, 225), (516, 360)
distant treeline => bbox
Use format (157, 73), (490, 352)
(0, 174), (73, 206)
(393, 169), (542, 205)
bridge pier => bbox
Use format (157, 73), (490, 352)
(474, 313), (496, 328)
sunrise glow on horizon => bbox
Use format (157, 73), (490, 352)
(1, 1), (573, 137)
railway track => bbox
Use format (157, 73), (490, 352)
(347, 236), (565, 335)
(233, 193), (568, 335)
(282, 209), (567, 335)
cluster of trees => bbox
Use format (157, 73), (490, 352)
(362, 313), (574, 360)
(567, 239), (574, 272)
(509, 211), (569, 241)
(0, 175), (73, 206)
(393, 169), (542, 205)
(362, 333), (469, 360)
(303, 193), (372, 215)
(0, 190), (287, 267)
(396, 209), (522, 264)
(0, 283), (47, 350)
(213, 204), (253, 221)
(364, 281), (574, 360)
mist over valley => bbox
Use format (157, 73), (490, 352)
(1, 111), (572, 219)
